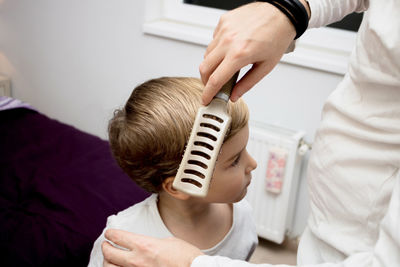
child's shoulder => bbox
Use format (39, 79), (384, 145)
(106, 194), (157, 227)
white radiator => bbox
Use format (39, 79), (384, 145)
(245, 121), (307, 244)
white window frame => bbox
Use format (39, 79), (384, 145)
(143, 0), (357, 75)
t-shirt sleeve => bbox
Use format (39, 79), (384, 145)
(87, 214), (118, 267)
(87, 228), (107, 267)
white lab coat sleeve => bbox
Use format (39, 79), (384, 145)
(307, 0), (369, 29)
(191, 172), (400, 267)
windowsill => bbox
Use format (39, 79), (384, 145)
(143, 19), (212, 46)
(143, 2), (357, 75)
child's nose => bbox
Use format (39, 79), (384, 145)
(245, 151), (257, 173)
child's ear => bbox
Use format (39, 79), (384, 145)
(162, 177), (190, 200)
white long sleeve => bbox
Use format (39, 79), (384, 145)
(307, 0), (369, 28)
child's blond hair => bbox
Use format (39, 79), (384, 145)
(109, 77), (249, 193)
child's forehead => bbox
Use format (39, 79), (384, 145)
(218, 125), (249, 160)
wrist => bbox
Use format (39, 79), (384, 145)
(298, 0), (311, 19)
(257, 0), (309, 39)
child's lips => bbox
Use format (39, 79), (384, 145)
(246, 175), (252, 186)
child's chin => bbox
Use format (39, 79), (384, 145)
(234, 189), (248, 202)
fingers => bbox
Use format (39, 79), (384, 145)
(231, 63), (271, 101)
(204, 29), (221, 59)
(201, 21), (223, 84)
(103, 257), (120, 267)
(200, 43), (224, 85)
(105, 229), (142, 251)
(102, 241), (133, 267)
(201, 57), (243, 105)
(204, 12), (227, 59)
(201, 40), (249, 104)
(212, 15), (224, 39)
(102, 231), (203, 267)
(203, 38), (217, 60)
(103, 261), (119, 267)
(199, 1), (296, 104)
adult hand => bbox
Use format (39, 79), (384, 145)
(200, 1), (305, 105)
(102, 229), (203, 267)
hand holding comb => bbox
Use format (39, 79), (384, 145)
(173, 71), (240, 197)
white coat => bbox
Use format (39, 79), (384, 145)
(192, 0), (400, 266)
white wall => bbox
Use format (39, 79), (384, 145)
(0, 0), (344, 238)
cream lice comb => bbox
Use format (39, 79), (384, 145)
(173, 72), (240, 197)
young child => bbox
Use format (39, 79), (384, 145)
(88, 77), (258, 266)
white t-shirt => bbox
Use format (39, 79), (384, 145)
(88, 194), (258, 266)
(192, 0), (400, 266)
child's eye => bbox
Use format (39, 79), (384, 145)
(231, 154), (241, 167)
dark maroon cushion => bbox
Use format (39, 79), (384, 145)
(0, 108), (150, 267)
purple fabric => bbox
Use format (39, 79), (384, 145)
(0, 108), (150, 267)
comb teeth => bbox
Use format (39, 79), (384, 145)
(173, 71), (239, 197)
(173, 99), (231, 197)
